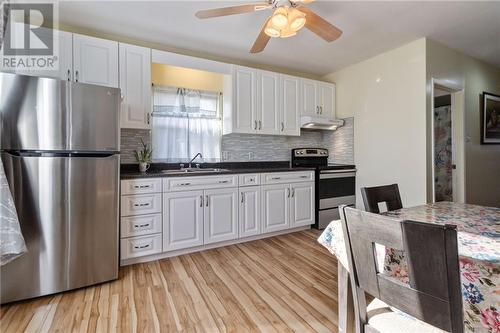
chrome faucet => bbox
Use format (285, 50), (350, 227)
(188, 153), (203, 168)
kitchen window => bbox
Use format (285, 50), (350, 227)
(151, 85), (222, 161)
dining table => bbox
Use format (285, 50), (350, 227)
(318, 201), (499, 333)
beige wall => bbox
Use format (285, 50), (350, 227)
(323, 39), (427, 208)
(426, 40), (500, 207)
(152, 64), (224, 92)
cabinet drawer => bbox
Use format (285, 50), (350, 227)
(163, 175), (238, 192)
(261, 171), (314, 184)
(120, 234), (162, 259)
(238, 174), (261, 187)
(121, 193), (162, 216)
(121, 214), (162, 238)
(121, 178), (162, 195)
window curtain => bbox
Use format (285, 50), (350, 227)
(151, 86), (221, 161)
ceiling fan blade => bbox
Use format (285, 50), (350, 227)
(196, 3), (271, 19)
(297, 7), (342, 42)
(250, 18), (271, 53)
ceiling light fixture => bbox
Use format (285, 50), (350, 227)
(264, 6), (307, 39)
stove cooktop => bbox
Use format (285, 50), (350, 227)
(318, 164), (356, 170)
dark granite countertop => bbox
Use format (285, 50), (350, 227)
(121, 161), (316, 179)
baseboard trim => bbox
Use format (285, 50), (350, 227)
(120, 225), (311, 266)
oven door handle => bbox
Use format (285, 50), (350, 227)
(320, 171), (357, 179)
(320, 169), (357, 174)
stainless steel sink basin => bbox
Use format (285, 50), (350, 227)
(161, 168), (229, 174)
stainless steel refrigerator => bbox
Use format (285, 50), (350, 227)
(0, 72), (120, 304)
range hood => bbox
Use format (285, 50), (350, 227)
(300, 116), (344, 130)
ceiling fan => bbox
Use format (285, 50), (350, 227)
(195, 0), (343, 53)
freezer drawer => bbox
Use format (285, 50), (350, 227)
(0, 152), (119, 304)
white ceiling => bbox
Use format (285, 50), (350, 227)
(59, 1), (500, 76)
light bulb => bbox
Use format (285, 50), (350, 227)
(288, 8), (306, 31)
(271, 7), (288, 28)
(280, 26), (297, 38)
(264, 20), (280, 38)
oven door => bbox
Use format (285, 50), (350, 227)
(318, 169), (356, 229)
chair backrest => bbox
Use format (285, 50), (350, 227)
(340, 206), (463, 333)
(361, 184), (403, 213)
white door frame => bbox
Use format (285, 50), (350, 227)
(430, 78), (466, 203)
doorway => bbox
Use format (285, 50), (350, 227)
(431, 80), (465, 203)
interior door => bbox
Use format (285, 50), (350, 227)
(281, 75), (300, 136)
(301, 79), (318, 116)
(163, 190), (204, 251)
(119, 43), (151, 129)
(290, 182), (315, 227)
(0, 153), (119, 303)
(204, 188), (239, 244)
(261, 184), (290, 233)
(239, 187), (261, 238)
(233, 66), (257, 133)
(73, 34), (119, 88)
(257, 70), (280, 135)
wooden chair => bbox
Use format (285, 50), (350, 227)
(361, 184), (403, 213)
(340, 206), (463, 333)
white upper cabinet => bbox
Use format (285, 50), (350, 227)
(233, 66), (257, 134)
(280, 75), (300, 136)
(300, 79), (336, 119)
(73, 34), (119, 88)
(56, 30), (74, 82)
(119, 43), (151, 129)
(257, 70), (280, 135)
(204, 188), (239, 244)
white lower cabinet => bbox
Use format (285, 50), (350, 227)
(261, 184), (290, 233)
(204, 188), (239, 244)
(239, 187), (261, 238)
(121, 234), (162, 259)
(290, 182), (315, 227)
(163, 191), (204, 251)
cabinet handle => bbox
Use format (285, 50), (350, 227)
(206, 195), (209, 207)
(292, 188), (295, 197)
(134, 244), (150, 250)
(200, 195), (203, 207)
(75, 70), (79, 82)
(218, 180), (229, 184)
(241, 192), (245, 203)
(133, 202), (150, 207)
(300, 175), (308, 179)
(147, 113), (150, 125)
(271, 176), (281, 180)
(281, 122), (284, 132)
(179, 182), (191, 186)
(316, 106), (319, 114)
(254, 120), (258, 130)
(259, 120), (262, 130)
(67, 69), (71, 81)
(134, 184), (151, 189)
(287, 188), (290, 198)
(320, 106), (323, 114)
(134, 223), (150, 228)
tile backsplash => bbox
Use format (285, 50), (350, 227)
(121, 117), (354, 164)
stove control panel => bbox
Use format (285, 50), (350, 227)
(293, 148), (328, 157)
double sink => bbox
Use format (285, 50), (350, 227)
(161, 168), (229, 175)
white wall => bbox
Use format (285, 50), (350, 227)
(426, 40), (500, 207)
(323, 39), (427, 208)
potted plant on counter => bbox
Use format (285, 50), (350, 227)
(134, 139), (152, 173)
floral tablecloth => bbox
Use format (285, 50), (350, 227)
(318, 202), (500, 333)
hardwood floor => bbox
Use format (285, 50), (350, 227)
(0, 230), (339, 333)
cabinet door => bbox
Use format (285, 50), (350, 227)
(290, 182), (315, 227)
(318, 82), (335, 119)
(119, 43), (151, 129)
(233, 66), (257, 134)
(261, 184), (290, 233)
(257, 70), (280, 135)
(204, 188), (238, 244)
(239, 187), (261, 238)
(73, 34), (119, 88)
(163, 190), (204, 251)
(57, 30), (74, 81)
(281, 75), (300, 136)
(301, 79), (318, 116)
